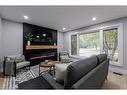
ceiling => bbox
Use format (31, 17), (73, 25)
(0, 6), (127, 32)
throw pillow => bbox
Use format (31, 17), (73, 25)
(15, 55), (25, 63)
(60, 55), (70, 63)
(55, 64), (69, 84)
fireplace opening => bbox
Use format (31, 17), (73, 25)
(30, 52), (56, 60)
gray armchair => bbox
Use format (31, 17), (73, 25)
(3, 54), (30, 77)
(59, 51), (71, 63)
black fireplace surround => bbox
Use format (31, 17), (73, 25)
(23, 23), (57, 66)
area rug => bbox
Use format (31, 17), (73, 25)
(3, 65), (49, 89)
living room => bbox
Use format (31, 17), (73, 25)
(0, 4), (127, 92)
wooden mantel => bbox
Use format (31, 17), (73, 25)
(26, 45), (57, 50)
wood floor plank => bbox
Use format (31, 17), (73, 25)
(0, 72), (5, 89)
(0, 71), (127, 89)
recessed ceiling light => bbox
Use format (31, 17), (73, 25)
(100, 27), (104, 29)
(24, 15), (29, 20)
(92, 17), (97, 21)
(63, 27), (66, 30)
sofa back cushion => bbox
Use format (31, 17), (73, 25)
(64, 56), (98, 89)
(71, 59), (109, 89)
(96, 54), (107, 64)
(59, 51), (69, 56)
(60, 55), (70, 63)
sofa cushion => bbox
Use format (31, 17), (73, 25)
(8, 54), (22, 59)
(15, 55), (26, 63)
(60, 51), (69, 56)
(16, 61), (30, 69)
(6, 54), (25, 63)
(60, 55), (70, 63)
(6, 57), (15, 62)
(64, 56), (98, 89)
(96, 54), (107, 64)
(71, 59), (109, 89)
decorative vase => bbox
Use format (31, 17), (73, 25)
(54, 43), (56, 46)
(27, 41), (31, 46)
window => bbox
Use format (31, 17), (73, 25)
(70, 24), (123, 66)
(103, 28), (118, 62)
(79, 31), (100, 57)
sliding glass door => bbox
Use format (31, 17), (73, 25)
(103, 28), (118, 63)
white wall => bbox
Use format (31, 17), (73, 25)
(57, 31), (64, 53)
(0, 17), (2, 70)
(2, 20), (23, 57)
(0, 19), (23, 71)
(63, 17), (127, 74)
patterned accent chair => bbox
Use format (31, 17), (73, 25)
(3, 54), (30, 77)
(59, 51), (71, 63)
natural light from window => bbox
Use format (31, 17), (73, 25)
(103, 28), (118, 62)
(70, 24), (123, 66)
(79, 32), (100, 57)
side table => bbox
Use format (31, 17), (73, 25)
(39, 60), (60, 76)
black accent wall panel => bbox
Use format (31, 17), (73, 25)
(23, 23), (57, 65)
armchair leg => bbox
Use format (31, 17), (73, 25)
(14, 70), (16, 77)
(14, 62), (16, 77)
(29, 65), (30, 70)
(3, 58), (6, 76)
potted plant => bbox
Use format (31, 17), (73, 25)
(25, 33), (33, 45)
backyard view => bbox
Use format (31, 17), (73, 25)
(79, 32), (100, 57)
(71, 28), (118, 63)
(103, 28), (118, 62)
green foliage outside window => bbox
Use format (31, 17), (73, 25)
(103, 28), (118, 62)
(80, 32), (99, 49)
(71, 28), (118, 62)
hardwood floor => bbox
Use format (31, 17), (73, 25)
(0, 71), (127, 89)
(102, 72), (127, 89)
(0, 72), (5, 89)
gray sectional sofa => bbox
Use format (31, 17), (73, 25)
(18, 54), (109, 89)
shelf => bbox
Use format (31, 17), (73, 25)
(26, 45), (57, 50)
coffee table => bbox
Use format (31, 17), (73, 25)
(39, 60), (60, 76)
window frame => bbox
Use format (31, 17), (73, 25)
(69, 32), (79, 56)
(100, 24), (123, 66)
(69, 23), (123, 66)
